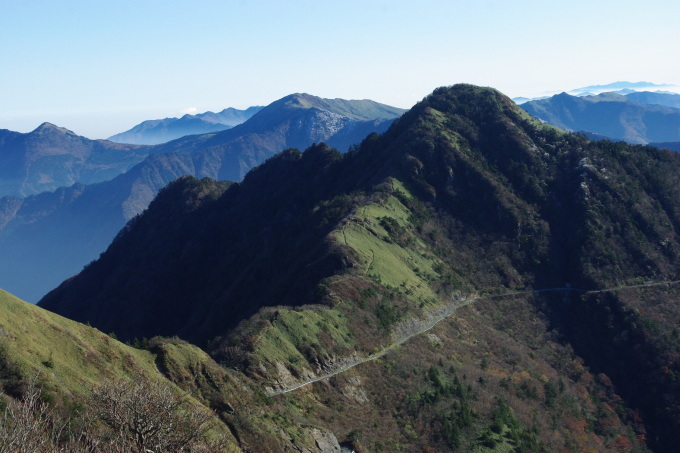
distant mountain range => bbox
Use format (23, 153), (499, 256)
(513, 81), (677, 103)
(650, 141), (680, 152)
(0, 94), (405, 302)
(516, 89), (680, 110)
(0, 123), (150, 198)
(0, 152), (203, 302)
(108, 97), (406, 147)
(520, 91), (680, 144)
(568, 81), (674, 96)
(108, 106), (264, 145)
(625, 91), (680, 109)
(149, 93), (406, 181)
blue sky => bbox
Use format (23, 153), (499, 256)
(1, 0), (678, 138)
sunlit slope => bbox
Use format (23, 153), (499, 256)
(0, 289), (163, 397)
(0, 289), (248, 448)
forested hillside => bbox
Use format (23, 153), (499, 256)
(37, 85), (680, 451)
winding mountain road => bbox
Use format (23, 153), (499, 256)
(267, 279), (680, 396)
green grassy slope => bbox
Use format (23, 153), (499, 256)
(0, 289), (160, 398)
(0, 289), (245, 451)
(1, 289), (372, 452)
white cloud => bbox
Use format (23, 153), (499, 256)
(179, 107), (199, 115)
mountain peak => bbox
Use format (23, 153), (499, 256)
(33, 122), (77, 136)
(258, 92), (407, 123)
(424, 84), (514, 108)
(277, 93), (320, 109)
(410, 84), (528, 126)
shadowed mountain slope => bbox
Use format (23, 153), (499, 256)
(0, 94), (404, 303)
(0, 152), (229, 302)
(40, 84), (680, 450)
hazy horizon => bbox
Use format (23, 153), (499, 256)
(2, 0), (678, 139)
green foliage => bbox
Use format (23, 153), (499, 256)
(475, 398), (542, 452)
(543, 379), (558, 408)
(379, 215), (411, 246)
(251, 308), (353, 372)
(375, 303), (404, 332)
(347, 428), (363, 443)
(337, 185), (442, 306)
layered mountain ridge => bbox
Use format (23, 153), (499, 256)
(521, 91), (680, 144)
(108, 106), (265, 145)
(149, 93), (406, 181)
(0, 94), (405, 302)
(39, 84), (680, 451)
(0, 152), (207, 302)
(0, 123), (151, 198)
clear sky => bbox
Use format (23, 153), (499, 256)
(1, 0), (678, 139)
